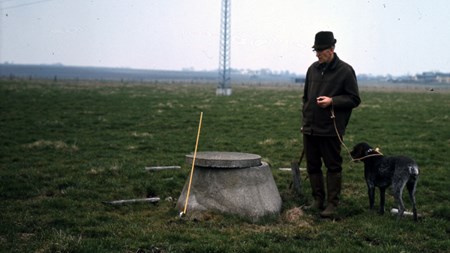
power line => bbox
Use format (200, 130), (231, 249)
(0, 0), (55, 11)
(0, 0), (26, 3)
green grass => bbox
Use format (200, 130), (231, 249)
(1, 80), (449, 252)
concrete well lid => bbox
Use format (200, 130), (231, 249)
(185, 151), (262, 168)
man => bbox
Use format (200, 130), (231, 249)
(302, 31), (360, 217)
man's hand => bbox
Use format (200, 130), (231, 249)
(316, 96), (332, 108)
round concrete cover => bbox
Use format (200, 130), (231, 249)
(185, 151), (261, 168)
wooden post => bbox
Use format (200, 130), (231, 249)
(291, 160), (303, 197)
(291, 149), (305, 197)
(103, 197), (160, 205)
(144, 166), (181, 171)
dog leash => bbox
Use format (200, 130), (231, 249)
(330, 104), (384, 162)
(330, 103), (353, 161)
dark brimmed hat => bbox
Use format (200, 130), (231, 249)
(312, 31), (337, 51)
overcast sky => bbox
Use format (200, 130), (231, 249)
(1, 0), (449, 76)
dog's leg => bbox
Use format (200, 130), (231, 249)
(367, 185), (375, 210)
(379, 187), (386, 215)
(393, 181), (407, 221)
(407, 179), (418, 221)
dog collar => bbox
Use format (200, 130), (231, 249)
(365, 148), (383, 156)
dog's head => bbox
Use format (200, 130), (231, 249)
(350, 142), (374, 161)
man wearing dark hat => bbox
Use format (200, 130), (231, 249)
(302, 31), (360, 217)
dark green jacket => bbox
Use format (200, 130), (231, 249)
(302, 53), (360, 136)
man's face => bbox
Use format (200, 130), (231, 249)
(315, 48), (334, 64)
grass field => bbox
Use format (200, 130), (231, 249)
(1, 80), (449, 252)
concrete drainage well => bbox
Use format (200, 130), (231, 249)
(177, 152), (282, 222)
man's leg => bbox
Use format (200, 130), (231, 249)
(320, 137), (343, 217)
(303, 134), (325, 210)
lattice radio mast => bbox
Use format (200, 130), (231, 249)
(217, 0), (231, 96)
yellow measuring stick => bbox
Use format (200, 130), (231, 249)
(181, 112), (203, 216)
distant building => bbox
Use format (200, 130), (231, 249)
(409, 72), (450, 83)
(294, 77), (305, 83)
(414, 72), (437, 83)
(436, 73), (450, 83)
(386, 71), (450, 84)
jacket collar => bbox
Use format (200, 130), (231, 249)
(314, 53), (339, 71)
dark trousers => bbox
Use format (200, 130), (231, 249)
(303, 134), (343, 174)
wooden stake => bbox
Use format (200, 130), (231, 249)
(145, 166), (181, 171)
(182, 112), (203, 216)
(103, 197), (160, 205)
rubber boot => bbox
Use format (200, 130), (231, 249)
(320, 172), (342, 218)
(304, 173), (325, 210)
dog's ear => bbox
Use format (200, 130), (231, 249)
(354, 142), (372, 157)
(351, 143), (364, 158)
(358, 143), (367, 153)
(363, 142), (373, 151)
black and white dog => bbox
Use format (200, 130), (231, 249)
(350, 142), (419, 221)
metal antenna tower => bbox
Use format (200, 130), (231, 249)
(217, 0), (231, 96)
